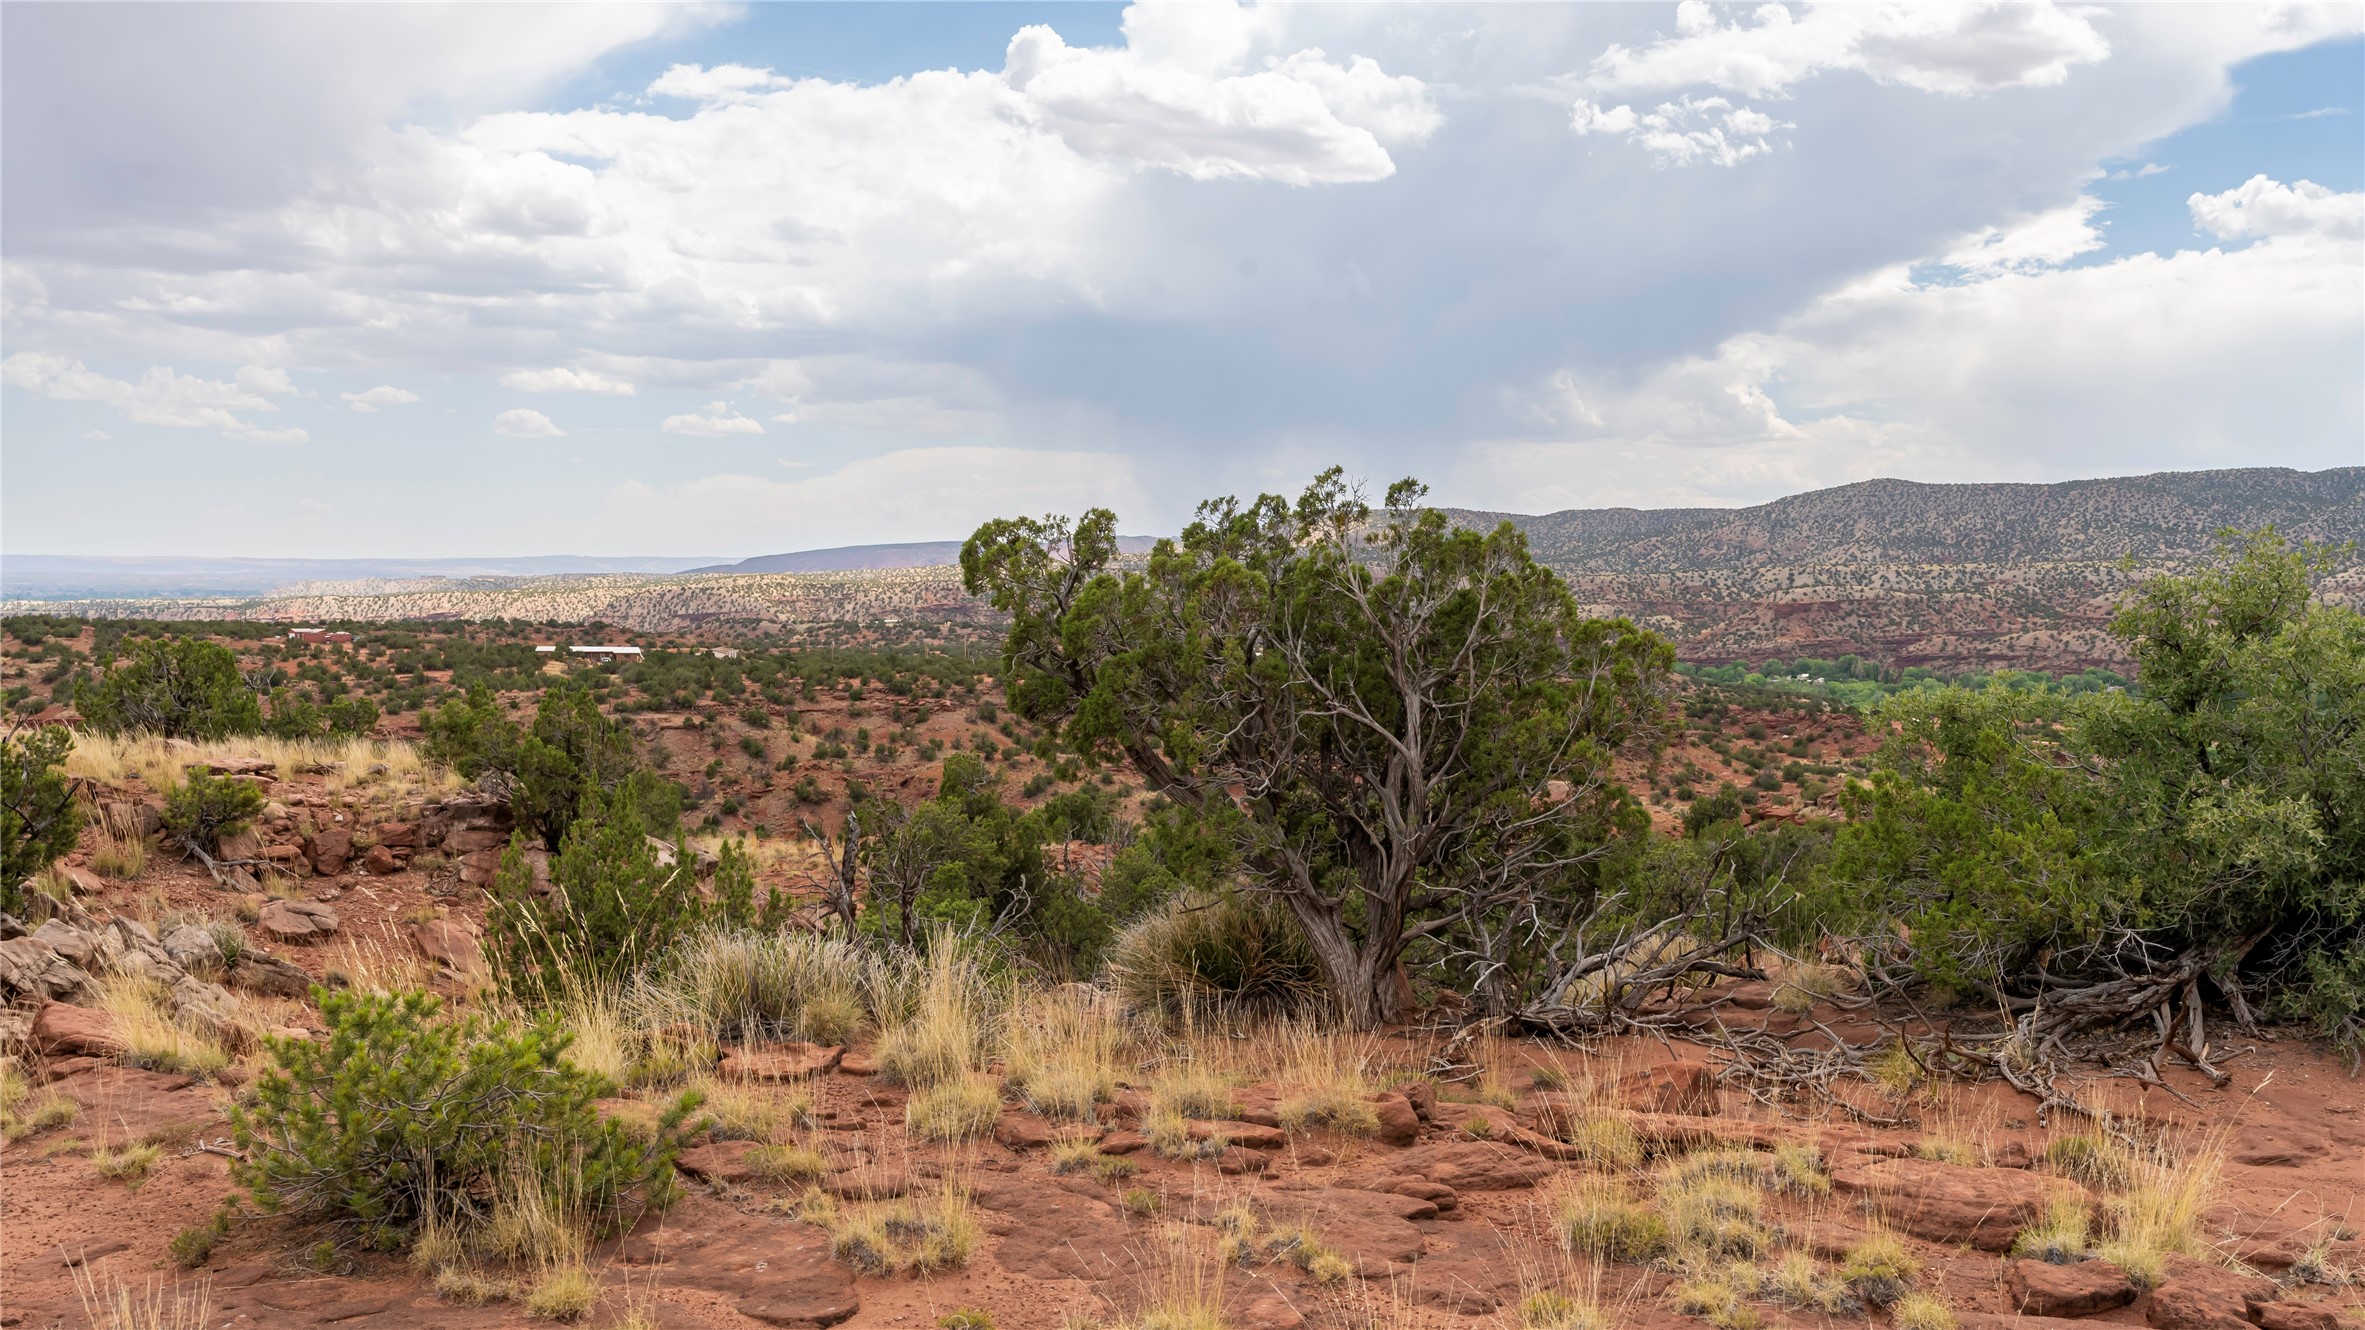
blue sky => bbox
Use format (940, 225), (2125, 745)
(2, 3), (2359, 559)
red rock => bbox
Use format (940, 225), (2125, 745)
(1099, 1130), (1149, 1155)
(2147, 1256), (2280, 1330)
(676, 1140), (761, 1185)
(1217, 1146), (1271, 1174)
(262, 843), (304, 862)
(2231, 1123), (2328, 1167)
(606, 1194), (857, 1327)
(306, 826), (352, 875)
(51, 1238), (131, 1267)
(410, 917), (485, 978)
(836, 1050), (878, 1076)
(375, 821), (418, 849)
(719, 1042), (843, 1082)
(1240, 1292), (1306, 1330)
(2255, 1304), (2349, 1330)
(2010, 1259), (2137, 1317)
(442, 826), (511, 854)
(360, 844), (399, 875)
(1369, 1092), (1421, 1146)
(1832, 1157), (2086, 1250)
(994, 1112), (1055, 1150)
(1352, 1140), (1556, 1191)
(257, 897), (340, 943)
(1192, 1118), (1286, 1150)
(1217, 1187), (1432, 1266)
(1401, 1081), (1437, 1121)
(820, 1166), (907, 1199)
(974, 1176), (1132, 1280)
(1616, 1061), (1721, 1116)
(30, 1001), (123, 1057)
(218, 828), (264, 862)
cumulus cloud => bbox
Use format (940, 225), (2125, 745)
(1476, 200), (2362, 507)
(341, 384), (419, 412)
(2188, 174), (2364, 242)
(1570, 95), (1790, 167)
(494, 407), (565, 438)
(1585, 1), (2111, 100)
(1941, 196), (2108, 273)
(661, 401), (764, 437)
(501, 367), (636, 395)
(0, 352), (307, 443)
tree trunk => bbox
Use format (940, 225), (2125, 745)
(1283, 893), (1393, 1030)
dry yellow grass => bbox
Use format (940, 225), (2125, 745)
(1002, 987), (1122, 1122)
(2095, 1133), (2227, 1288)
(65, 732), (455, 801)
(73, 1269), (214, 1330)
(874, 941), (989, 1090)
(100, 975), (233, 1080)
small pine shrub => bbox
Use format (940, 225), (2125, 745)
(230, 989), (698, 1249)
(162, 768), (266, 856)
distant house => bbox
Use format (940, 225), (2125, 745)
(287, 628), (353, 645)
(569, 645), (644, 659)
(708, 647), (741, 659)
(534, 645), (558, 653)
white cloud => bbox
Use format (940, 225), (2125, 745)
(606, 445), (1149, 550)
(0, 352), (307, 443)
(1476, 215), (2363, 507)
(1941, 196), (2107, 273)
(341, 384), (420, 412)
(494, 407), (565, 438)
(661, 401), (764, 437)
(1571, 95), (1790, 167)
(501, 367), (636, 395)
(752, 356), (999, 436)
(1585, 1), (2112, 100)
(82, 430), (112, 441)
(2188, 174), (2364, 242)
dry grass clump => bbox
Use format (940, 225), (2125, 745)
(1108, 889), (1325, 1022)
(101, 975), (233, 1080)
(2011, 1192), (2093, 1264)
(1770, 961), (1851, 1013)
(1657, 1150), (1774, 1259)
(1146, 1106), (1225, 1161)
(563, 983), (713, 1089)
(1671, 1267), (1763, 1330)
(745, 1143), (829, 1185)
(1049, 1136), (1137, 1183)
(1272, 1024), (1387, 1136)
(1120, 1222), (1229, 1330)
(73, 1269), (213, 1330)
(2093, 1134), (2225, 1288)
(1553, 1175), (1669, 1262)
(67, 733), (455, 800)
(907, 1074), (1002, 1142)
(1768, 1142), (1832, 1197)
(1146, 1053), (1239, 1122)
(523, 1264), (601, 1322)
(90, 805), (151, 880)
(1892, 1292), (1958, 1330)
(1541, 1111), (1643, 1169)
(646, 928), (873, 1047)
(1839, 1229), (1920, 1307)
(826, 1181), (981, 1277)
(687, 1073), (812, 1144)
(1761, 1250), (1857, 1313)
(1, 1058), (81, 1141)
(1003, 987), (1122, 1122)
(1865, 1042), (1923, 1095)
(480, 1166), (592, 1270)
(1215, 1206), (1354, 1286)
(875, 942), (990, 1091)
(92, 1140), (165, 1184)
(1517, 1285), (1610, 1330)
(2045, 1131), (2134, 1188)
(322, 936), (439, 998)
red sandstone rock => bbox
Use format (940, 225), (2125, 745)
(30, 1001), (122, 1057)
(1832, 1157), (2085, 1250)
(1616, 1060), (1721, 1115)
(718, 1042), (843, 1082)
(2009, 1259), (2136, 1317)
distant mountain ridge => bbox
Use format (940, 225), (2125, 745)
(0, 553), (721, 601)
(1455, 467), (2362, 573)
(688, 536), (1162, 576)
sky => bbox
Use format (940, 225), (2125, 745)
(2, 1), (2360, 560)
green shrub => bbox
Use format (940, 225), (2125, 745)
(1109, 890), (1325, 1020)
(230, 989), (697, 1248)
(163, 768), (267, 856)
(1, 724), (81, 916)
(78, 637), (262, 739)
(489, 786), (713, 1003)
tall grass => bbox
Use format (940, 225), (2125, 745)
(639, 928), (873, 1046)
(65, 732), (455, 800)
(2095, 1133), (2226, 1288)
(874, 939), (991, 1091)
(1003, 987), (1122, 1121)
(1108, 890), (1325, 1022)
(100, 975), (234, 1080)
(73, 1270), (213, 1330)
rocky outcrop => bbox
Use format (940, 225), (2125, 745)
(2009, 1259), (2136, 1317)
(257, 898), (340, 943)
(1832, 1158), (2086, 1250)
